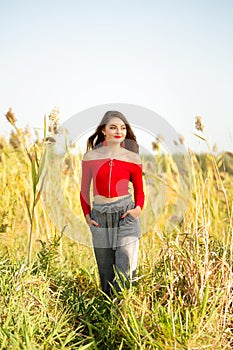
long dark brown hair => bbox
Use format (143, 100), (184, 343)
(86, 111), (139, 153)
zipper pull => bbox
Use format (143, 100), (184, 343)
(108, 158), (114, 198)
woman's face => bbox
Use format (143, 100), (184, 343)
(103, 117), (127, 143)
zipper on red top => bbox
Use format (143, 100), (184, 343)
(108, 158), (114, 197)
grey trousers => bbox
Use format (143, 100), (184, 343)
(90, 195), (141, 296)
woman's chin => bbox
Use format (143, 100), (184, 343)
(107, 138), (123, 144)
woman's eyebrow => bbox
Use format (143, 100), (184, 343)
(109, 124), (125, 127)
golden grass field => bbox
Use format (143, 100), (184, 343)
(0, 109), (233, 349)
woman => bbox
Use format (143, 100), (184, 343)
(80, 111), (144, 296)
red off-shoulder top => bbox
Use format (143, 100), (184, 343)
(80, 158), (144, 216)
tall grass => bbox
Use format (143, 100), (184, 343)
(0, 110), (233, 349)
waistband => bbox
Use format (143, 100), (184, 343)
(92, 194), (133, 213)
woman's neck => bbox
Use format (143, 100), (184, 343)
(99, 143), (125, 157)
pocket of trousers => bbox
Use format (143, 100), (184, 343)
(90, 208), (99, 227)
(127, 213), (137, 221)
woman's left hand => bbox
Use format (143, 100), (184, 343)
(121, 206), (141, 219)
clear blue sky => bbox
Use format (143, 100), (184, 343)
(1, 0), (233, 152)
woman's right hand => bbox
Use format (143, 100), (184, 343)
(85, 214), (100, 227)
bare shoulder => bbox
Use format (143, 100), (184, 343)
(123, 150), (142, 164)
(83, 150), (96, 161)
(83, 149), (105, 161)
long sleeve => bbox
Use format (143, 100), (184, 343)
(131, 163), (145, 209)
(80, 160), (92, 217)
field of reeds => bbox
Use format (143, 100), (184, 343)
(0, 109), (233, 349)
